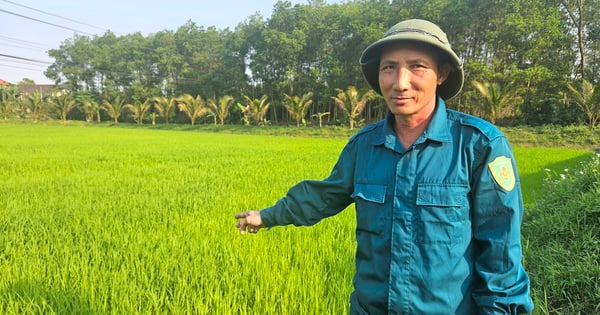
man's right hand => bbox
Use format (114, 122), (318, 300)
(234, 210), (264, 235)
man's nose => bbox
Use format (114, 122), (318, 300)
(394, 67), (410, 90)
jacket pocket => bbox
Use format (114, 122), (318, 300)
(416, 183), (469, 244)
(352, 183), (387, 234)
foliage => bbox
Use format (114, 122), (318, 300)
(23, 91), (48, 122)
(471, 79), (522, 124)
(101, 95), (127, 123)
(124, 99), (152, 125)
(567, 79), (600, 128)
(49, 94), (77, 123)
(0, 86), (18, 120)
(11, 0), (600, 127)
(523, 153), (600, 314)
(176, 94), (208, 126)
(151, 96), (177, 124)
(237, 95), (270, 126)
(331, 86), (377, 129)
(283, 92), (313, 127)
(206, 95), (235, 125)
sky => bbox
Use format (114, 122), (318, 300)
(0, 0), (340, 85)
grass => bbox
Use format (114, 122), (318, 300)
(0, 122), (596, 314)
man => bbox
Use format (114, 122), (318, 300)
(235, 19), (534, 314)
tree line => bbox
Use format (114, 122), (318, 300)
(2, 0), (600, 128)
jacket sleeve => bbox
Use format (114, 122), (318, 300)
(260, 141), (356, 228)
(471, 136), (534, 314)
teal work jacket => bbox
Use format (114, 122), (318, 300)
(261, 97), (534, 314)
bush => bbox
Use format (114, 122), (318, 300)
(523, 154), (600, 314)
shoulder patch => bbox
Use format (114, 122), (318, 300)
(488, 156), (515, 191)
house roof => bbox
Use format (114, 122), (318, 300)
(18, 84), (55, 95)
(0, 79), (11, 86)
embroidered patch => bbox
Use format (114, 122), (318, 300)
(488, 156), (515, 191)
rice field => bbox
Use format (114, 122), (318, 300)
(0, 123), (593, 314)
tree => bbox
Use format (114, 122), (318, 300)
(50, 94), (77, 123)
(283, 92), (313, 127)
(151, 96), (177, 124)
(23, 91), (47, 122)
(238, 95), (271, 126)
(471, 80), (521, 124)
(101, 95), (127, 123)
(176, 94), (208, 126)
(124, 99), (152, 125)
(207, 95), (234, 125)
(0, 86), (18, 120)
(311, 112), (330, 128)
(331, 86), (376, 129)
(81, 99), (100, 122)
(567, 79), (599, 128)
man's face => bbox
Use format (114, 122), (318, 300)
(378, 43), (449, 120)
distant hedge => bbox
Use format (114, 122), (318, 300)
(523, 153), (600, 314)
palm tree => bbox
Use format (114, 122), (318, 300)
(567, 79), (599, 128)
(238, 95), (271, 126)
(207, 95), (234, 125)
(101, 95), (127, 123)
(50, 94), (77, 123)
(82, 99), (101, 123)
(151, 96), (177, 124)
(0, 87), (17, 120)
(331, 86), (376, 129)
(283, 92), (313, 127)
(23, 91), (47, 123)
(311, 112), (330, 128)
(124, 99), (152, 125)
(471, 80), (521, 124)
(177, 94), (208, 126)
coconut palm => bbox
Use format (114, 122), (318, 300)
(238, 95), (270, 126)
(311, 112), (330, 128)
(207, 95), (234, 125)
(567, 79), (599, 128)
(23, 91), (47, 122)
(331, 86), (376, 129)
(471, 80), (521, 124)
(0, 87), (17, 120)
(82, 99), (101, 122)
(124, 99), (152, 125)
(50, 94), (77, 123)
(283, 92), (313, 127)
(151, 96), (177, 124)
(101, 95), (127, 123)
(176, 94), (208, 126)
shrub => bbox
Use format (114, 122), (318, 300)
(523, 153), (600, 314)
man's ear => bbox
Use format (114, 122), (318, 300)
(437, 64), (451, 85)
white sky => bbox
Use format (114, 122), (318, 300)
(0, 0), (339, 84)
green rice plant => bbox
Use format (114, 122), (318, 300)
(523, 154), (600, 315)
(0, 123), (594, 314)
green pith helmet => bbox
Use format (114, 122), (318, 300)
(360, 19), (464, 100)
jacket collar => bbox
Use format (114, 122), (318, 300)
(374, 96), (451, 152)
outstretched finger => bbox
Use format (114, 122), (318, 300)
(234, 211), (249, 219)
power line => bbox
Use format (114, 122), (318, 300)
(0, 41), (47, 52)
(0, 53), (52, 64)
(1, 0), (106, 32)
(0, 55), (49, 66)
(0, 62), (46, 72)
(0, 8), (95, 36)
(0, 35), (51, 49)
